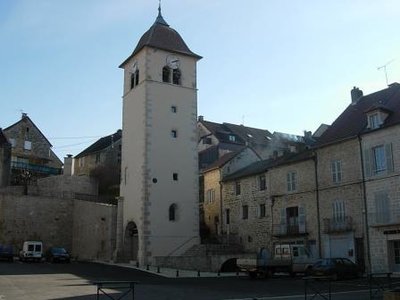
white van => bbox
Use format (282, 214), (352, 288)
(19, 241), (43, 262)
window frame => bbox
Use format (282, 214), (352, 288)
(259, 203), (266, 218)
(287, 171), (297, 192)
(169, 204), (177, 221)
(235, 181), (241, 195)
(242, 205), (249, 220)
(331, 160), (342, 184)
(259, 174), (266, 191)
(332, 199), (345, 223)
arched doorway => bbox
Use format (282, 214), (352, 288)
(124, 221), (138, 262)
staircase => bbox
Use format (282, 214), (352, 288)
(183, 243), (244, 256)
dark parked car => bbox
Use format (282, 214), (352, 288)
(0, 244), (14, 262)
(46, 247), (70, 263)
(310, 258), (361, 280)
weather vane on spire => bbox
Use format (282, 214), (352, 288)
(158, 0), (162, 15)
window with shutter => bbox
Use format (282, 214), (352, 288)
(375, 191), (390, 224)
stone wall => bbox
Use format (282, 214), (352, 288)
(36, 175), (98, 198)
(0, 188), (116, 260)
(0, 142), (11, 187)
(222, 172), (270, 253)
(203, 168), (221, 236)
(0, 193), (74, 252)
(72, 200), (117, 261)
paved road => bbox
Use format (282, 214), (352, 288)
(0, 260), (397, 300)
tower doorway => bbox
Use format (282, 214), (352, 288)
(124, 222), (138, 262)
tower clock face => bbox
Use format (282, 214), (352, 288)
(166, 55), (180, 69)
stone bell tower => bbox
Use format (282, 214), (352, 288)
(118, 6), (201, 265)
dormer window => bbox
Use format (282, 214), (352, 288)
(366, 106), (391, 130)
(368, 113), (380, 129)
(228, 135), (236, 142)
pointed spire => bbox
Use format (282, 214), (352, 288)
(155, 0), (169, 26)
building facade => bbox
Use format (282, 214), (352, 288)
(0, 129), (11, 187)
(3, 113), (62, 185)
(202, 147), (261, 239)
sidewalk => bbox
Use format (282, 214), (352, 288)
(99, 261), (246, 278)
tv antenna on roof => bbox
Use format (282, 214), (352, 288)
(377, 59), (395, 86)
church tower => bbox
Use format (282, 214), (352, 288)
(119, 6), (201, 265)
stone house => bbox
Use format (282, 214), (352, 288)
(220, 150), (319, 256)
(358, 83), (400, 273)
(197, 117), (307, 171)
(74, 130), (122, 198)
(3, 113), (62, 185)
(201, 147), (261, 239)
(74, 129), (122, 176)
(315, 139), (365, 266)
(315, 83), (400, 272)
(0, 129), (11, 187)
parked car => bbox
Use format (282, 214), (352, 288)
(45, 247), (70, 263)
(310, 258), (362, 280)
(19, 241), (43, 262)
(0, 244), (14, 262)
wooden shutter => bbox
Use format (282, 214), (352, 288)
(385, 143), (394, 172)
(280, 208), (287, 235)
(299, 205), (306, 233)
(363, 149), (372, 177)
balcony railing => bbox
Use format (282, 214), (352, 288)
(323, 216), (353, 233)
(11, 161), (61, 175)
(368, 210), (400, 227)
(273, 223), (307, 237)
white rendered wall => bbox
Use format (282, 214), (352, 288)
(120, 47), (200, 264)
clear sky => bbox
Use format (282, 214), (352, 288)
(1, 0), (399, 161)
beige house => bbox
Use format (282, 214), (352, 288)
(314, 83), (400, 272)
(316, 139), (365, 266)
(118, 8), (201, 265)
(358, 84), (400, 273)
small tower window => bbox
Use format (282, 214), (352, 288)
(171, 130), (177, 138)
(130, 70), (140, 89)
(163, 66), (171, 83)
(173, 173), (178, 181)
(172, 69), (181, 85)
(135, 70), (139, 86)
(162, 66), (182, 85)
(171, 106), (177, 113)
(169, 204), (177, 221)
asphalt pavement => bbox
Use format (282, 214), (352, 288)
(0, 260), (399, 300)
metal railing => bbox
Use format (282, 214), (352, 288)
(273, 223), (307, 236)
(11, 161), (61, 175)
(323, 216), (353, 233)
(368, 210), (400, 226)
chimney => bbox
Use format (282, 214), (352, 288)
(21, 112), (27, 119)
(63, 154), (74, 176)
(198, 115), (204, 122)
(351, 87), (363, 105)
